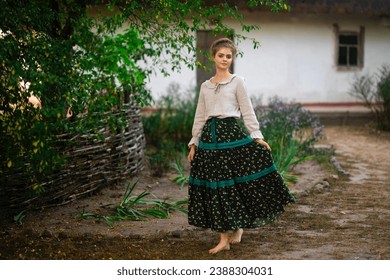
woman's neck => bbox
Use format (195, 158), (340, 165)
(212, 70), (232, 83)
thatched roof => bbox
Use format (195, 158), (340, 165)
(283, 0), (390, 16)
(212, 0), (390, 16)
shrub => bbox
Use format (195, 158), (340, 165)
(142, 83), (196, 176)
(143, 83), (196, 149)
(349, 64), (390, 131)
(255, 97), (324, 183)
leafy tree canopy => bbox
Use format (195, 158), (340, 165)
(0, 0), (287, 187)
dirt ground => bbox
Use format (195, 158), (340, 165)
(1, 124), (389, 260)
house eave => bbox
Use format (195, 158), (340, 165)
(219, 0), (390, 17)
(286, 0), (390, 17)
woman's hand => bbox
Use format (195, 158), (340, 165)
(187, 145), (196, 162)
(255, 138), (271, 151)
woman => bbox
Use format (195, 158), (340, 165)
(187, 38), (295, 254)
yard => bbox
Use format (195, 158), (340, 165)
(1, 124), (389, 260)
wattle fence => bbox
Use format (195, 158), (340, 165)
(1, 104), (145, 217)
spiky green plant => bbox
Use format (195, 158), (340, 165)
(271, 136), (316, 184)
(256, 97), (324, 184)
(171, 149), (189, 190)
(77, 180), (187, 227)
(13, 210), (26, 225)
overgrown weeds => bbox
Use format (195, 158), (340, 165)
(77, 180), (187, 227)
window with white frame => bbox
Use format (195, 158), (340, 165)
(334, 24), (364, 70)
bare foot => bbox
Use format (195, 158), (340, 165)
(208, 241), (230, 254)
(229, 229), (243, 244)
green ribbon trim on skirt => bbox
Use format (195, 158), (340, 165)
(198, 136), (254, 150)
(189, 164), (277, 189)
(211, 118), (217, 143)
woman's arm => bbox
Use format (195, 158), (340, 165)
(188, 89), (206, 147)
(236, 78), (271, 151)
(236, 77), (264, 139)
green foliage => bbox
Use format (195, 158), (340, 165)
(77, 180), (188, 227)
(105, 0), (289, 75)
(269, 136), (316, 184)
(1, 0), (288, 191)
(13, 210), (26, 225)
(143, 83), (196, 150)
(171, 149), (190, 190)
(256, 97), (324, 184)
(349, 64), (390, 131)
(142, 83), (196, 176)
(147, 151), (172, 177)
(0, 0), (152, 187)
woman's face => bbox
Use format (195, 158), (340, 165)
(213, 47), (233, 71)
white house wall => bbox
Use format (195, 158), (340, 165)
(146, 13), (390, 105)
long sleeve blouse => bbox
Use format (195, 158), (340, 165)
(188, 74), (264, 147)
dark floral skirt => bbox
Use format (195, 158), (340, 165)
(188, 117), (295, 232)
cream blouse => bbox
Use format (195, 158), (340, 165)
(188, 74), (264, 147)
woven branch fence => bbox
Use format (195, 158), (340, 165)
(1, 104), (145, 217)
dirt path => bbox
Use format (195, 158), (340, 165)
(275, 125), (390, 259)
(1, 125), (389, 260)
